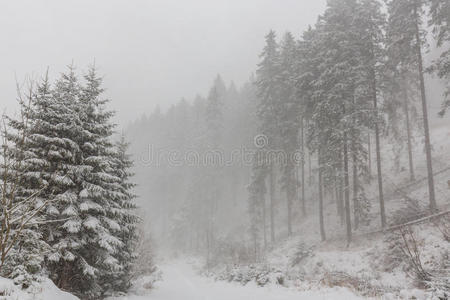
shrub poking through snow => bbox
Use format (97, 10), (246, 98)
(397, 226), (431, 285)
(211, 264), (285, 287)
(290, 242), (314, 267)
(320, 271), (388, 297)
(382, 199), (426, 272)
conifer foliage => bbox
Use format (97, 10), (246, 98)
(428, 0), (450, 116)
(1, 65), (139, 299)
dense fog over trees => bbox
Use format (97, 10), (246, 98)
(1, 0), (450, 299)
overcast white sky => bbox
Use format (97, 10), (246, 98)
(0, 0), (327, 125)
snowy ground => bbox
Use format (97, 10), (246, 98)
(108, 262), (366, 300)
(0, 276), (79, 300)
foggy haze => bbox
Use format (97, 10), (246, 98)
(1, 0), (449, 299)
(0, 0), (326, 123)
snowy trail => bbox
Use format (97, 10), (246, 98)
(112, 262), (366, 300)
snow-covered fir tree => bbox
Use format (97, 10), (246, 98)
(247, 148), (267, 261)
(101, 134), (139, 293)
(2, 66), (139, 299)
(255, 30), (280, 243)
(1, 80), (51, 288)
(277, 31), (300, 237)
(428, 0), (450, 116)
(385, 0), (437, 212)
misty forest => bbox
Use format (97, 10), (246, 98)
(1, 0), (450, 299)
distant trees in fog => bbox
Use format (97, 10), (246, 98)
(127, 0), (449, 266)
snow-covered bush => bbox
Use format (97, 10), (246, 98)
(381, 199), (426, 272)
(382, 201), (449, 295)
(211, 263), (285, 287)
(290, 242), (314, 267)
(320, 271), (387, 297)
(426, 220), (450, 299)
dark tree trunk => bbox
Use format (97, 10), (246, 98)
(367, 133), (372, 178)
(308, 149), (312, 184)
(262, 191), (267, 253)
(402, 84), (415, 181)
(287, 189), (293, 237)
(318, 150), (326, 241)
(414, 3), (437, 212)
(206, 229), (211, 272)
(369, 40), (386, 228)
(343, 134), (352, 245)
(269, 163), (276, 244)
(286, 163), (293, 237)
(339, 149), (345, 225)
(334, 172), (340, 216)
(352, 138), (359, 230)
(300, 117), (306, 216)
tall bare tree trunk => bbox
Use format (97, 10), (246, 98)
(414, 3), (437, 212)
(262, 191), (267, 253)
(402, 84), (415, 181)
(334, 172), (339, 216)
(300, 117), (306, 216)
(352, 138), (359, 230)
(295, 165), (298, 198)
(206, 228), (211, 272)
(367, 133), (372, 178)
(343, 134), (352, 245)
(286, 165), (293, 237)
(369, 40), (386, 228)
(338, 150), (345, 225)
(308, 148), (312, 184)
(318, 150), (326, 241)
(351, 93), (359, 230)
(269, 163), (276, 244)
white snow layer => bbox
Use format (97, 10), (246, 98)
(107, 262), (365, 300)
(0, 276), (79, 300)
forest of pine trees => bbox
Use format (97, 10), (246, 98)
(126, 0), (449, 266)
(1, 0), (449, 298)
(0, 66), (139, 299)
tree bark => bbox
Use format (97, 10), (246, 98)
(287, 189), (293, 237)
(334, 172), (339, 216)
(352, 138), (359, 230)
(286, 164), (293, 237)
(300, 117), (306, 216)
(318, 150), (326, 241)
(262, 191), (267, 253)
(367, 133), (372, 178)
(414, 3), (437, 212)
(402, 84), (415, 181)
(343, 134), (352, 245)
(369, 39), (386, 228)
(308, 148), (312, 184)
(269, 163), (276, 244)
(338, 150), (345, 225)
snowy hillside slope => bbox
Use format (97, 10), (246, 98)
(204, 122), (450, 299)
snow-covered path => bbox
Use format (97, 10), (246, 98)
(111, 262), (366, 300)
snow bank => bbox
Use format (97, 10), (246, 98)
(0, 276), (79, 300)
